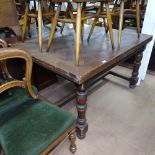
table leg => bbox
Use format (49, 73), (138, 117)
(129, 52), (143, 88)
(136, 0), (140, 38)
(75, 3), (82, 65)
(76, 84), (88, 139)
(118, 0), (124, 48)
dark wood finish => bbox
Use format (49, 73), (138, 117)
(14, 28), (152, 138)
(76, 84), (88, 139)
(5, 60), (57, 91)
(32, 63), (57, 90)
(129, 51), (143, 88)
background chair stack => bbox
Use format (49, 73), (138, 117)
(22, 0), (54, 51)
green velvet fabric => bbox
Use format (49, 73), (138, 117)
(0, 87), (75, 155)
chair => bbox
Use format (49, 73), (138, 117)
(22, 0), (54, 51)
(87, 0), (114, 49)
(0, 39), (77, 155)
(47, 1), (114, 65)
(112, 0), (141, 47)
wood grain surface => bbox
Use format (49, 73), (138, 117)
(13, 27), (152, 84)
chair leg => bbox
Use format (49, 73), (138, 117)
(69, 130), (77, 154)
(22, 1), (29, 41)
(68, 3), (76, 32)
(81, 2), (86, 41)
(87, 2), (102, 41)
(103, 17), (108, 34)
(75, 3), (82, 65)
(118, 0), (124, 48)
(47, 3), (61, 52)
(136, 0), (140, 38)
(38, 0), (42, 52)
(61, 4), (70, 34)
(105, 2), (114, 49)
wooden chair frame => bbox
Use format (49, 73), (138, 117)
(87, 1), (114, 49)
(112, 0), (140, 47)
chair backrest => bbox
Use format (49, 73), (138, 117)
(0, 39), (37, 99)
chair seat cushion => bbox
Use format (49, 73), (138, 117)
(0, 86), (36, 116)
(0, 87), (75, 155)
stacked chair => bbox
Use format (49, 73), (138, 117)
(46, 1), (114, 65)
(0, 39), (77, 155)
(21, 0), (142, 64)
(111, 0), (141, 47)
(22, 0), (54, 51)
(87, 0), (141, 48)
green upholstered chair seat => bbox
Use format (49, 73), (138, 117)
(0, 87), (76, 155)
(0, 87), (36, 116)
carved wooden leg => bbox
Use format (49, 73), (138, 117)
(136, 0), (140, 38)
(118, 0), (124, 48)
(76, 84), (88, 139)
(22, 1), (29, 41)
(47, 3), (61, 52)
(87, 2), (102, 41)
(38, 0), (42, 52)
(69, 130), (77, 154)
(75, 3), (82, 65)
(129, 52), (143, 88)
(105, 2), (114, 49)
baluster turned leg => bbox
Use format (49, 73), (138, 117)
(136, 0), (140, 38)
(118, 0), (124, 48)
(105, 2), (114, 49)
(38, 0), (42, 52)
(75, 3), (82, 65)
(69, 130), (77, 154)
(47, 3), (61, 52)
(129, 51), (143, 88)
(76, 84), (88, 139)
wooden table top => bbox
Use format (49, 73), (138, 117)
(14, 27), (152, 84)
